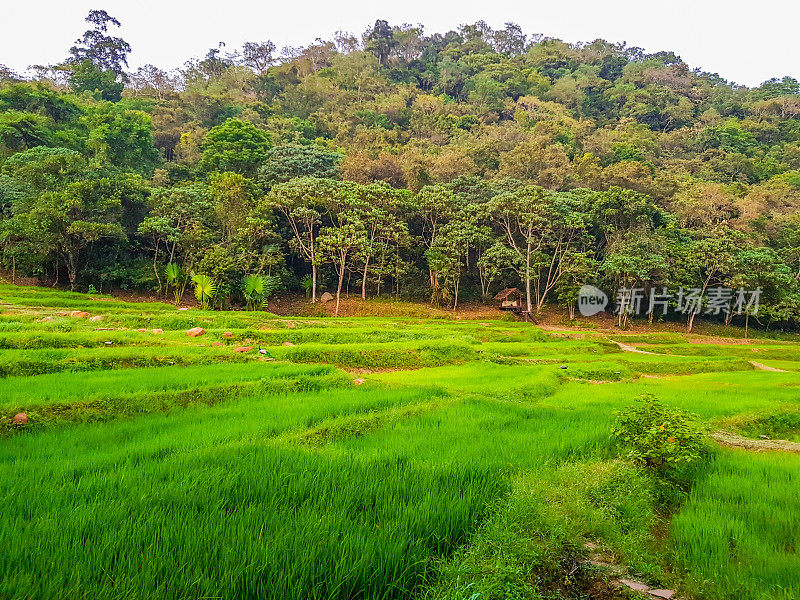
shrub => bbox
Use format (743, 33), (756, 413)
(612, 394), (709, 478)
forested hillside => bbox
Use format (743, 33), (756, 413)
(2, 11), (800, 327)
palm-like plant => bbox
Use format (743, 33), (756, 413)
(301, 274), (314, 298)
(192, 273), (216, 310)
(242, 274), (278, 311)
(164, 263), (187, 306)
(242, 274), (265, 311)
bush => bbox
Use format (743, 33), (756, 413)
(612, 394), (709, 479)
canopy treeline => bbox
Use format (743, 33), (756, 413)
(1, 12), (800, 326)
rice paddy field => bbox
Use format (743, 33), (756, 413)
(1, 283), (799, 600)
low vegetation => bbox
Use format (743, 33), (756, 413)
(0, 283), (799, 599)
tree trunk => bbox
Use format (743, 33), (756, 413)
(688, 280), (710, 333)
(361, 256), (369, 300)
(310, 235), (317, 302)
(153, 242), (162, 295)
(311, 262), (317, 303)
(335, 261), (345, 316)
(525, 243), (532, 313)
(66, 252), (77, 291)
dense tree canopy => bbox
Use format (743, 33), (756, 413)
(2, 11), (800, 329)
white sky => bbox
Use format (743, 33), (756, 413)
(1, 0), (797, 87)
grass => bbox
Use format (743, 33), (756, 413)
(426, 460), (665, 600)
(671, 450), (800, 600)
(1, 282), (800, 599)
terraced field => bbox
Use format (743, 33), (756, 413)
(1, 284), (799, 600)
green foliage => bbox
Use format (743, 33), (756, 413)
(301, 274), (314, 297)
(199, 118), (272, 175)
(612, 394), (709, 478)
(0, 110), (51, 155)
(0, 83), (82, 122)
(68, 60), (124, 102)
(191, 272), (216, 309)
(164, 263), (187, 305)
(258, 144), (342, 187)
(241, 273), (277, 310)
(83, 105), (160, 174)
(3, 15), (800, 326)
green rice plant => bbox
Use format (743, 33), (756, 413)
(3, 282), (800, 599)
(610, 332), (685, 345)
(0, 387), (501, 600)
(0, 363), (352, 434)
(671, 450), (800, 600)
(273, 340), (477, 368)
(0, 346), (255, 378)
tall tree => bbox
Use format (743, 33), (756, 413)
(266, 177), (338, 302)
(318, 212), (367, 315)
(68, 10), (131, 101)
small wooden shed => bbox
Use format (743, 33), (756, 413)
(494, 288), (522, 310)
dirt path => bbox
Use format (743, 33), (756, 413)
(749, 361), (788, 372)
(712, 431), (800, 453)
(611, 340), (655, 354)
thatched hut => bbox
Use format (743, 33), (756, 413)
(494, 288), (522, 310)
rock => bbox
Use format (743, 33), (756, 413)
(649, 590), (675, 599)
(560, 365), (568, 369)
(212, 342), (223, 347)
(222, 331), (234, 339)
(151, 329), (163, 334)
(57, 311), (68, 316)
(70, 311), (90, 318)
(12, 413), (28, 425)
(353, 378), (366, 385)
(178, 307), (190, 311)
(90, 315), (103, 322)
(234, 346), (253, 352)
(186, 327), (206, 337)
(621, 580), (650, 592)
(104, 341), (113, 346)
(319, 291), (334, 304)
(286, 321), (296, 329)
(283, 341), (295, 347)
(136, 328), (148, 333)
